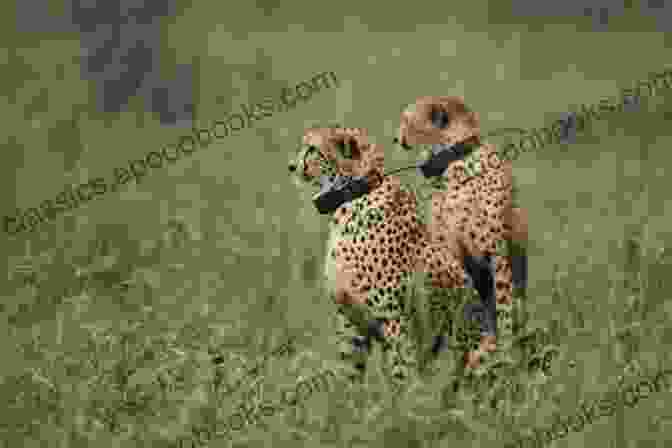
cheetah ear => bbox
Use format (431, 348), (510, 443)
(469, 111), (481, 128)
(431, 109), (450, 129)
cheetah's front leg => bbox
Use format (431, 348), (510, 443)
(462, 254), (498, 368)
(335, 304), (389, 383)
(380, 314), (421, 395)
(462, 252), (516, 368)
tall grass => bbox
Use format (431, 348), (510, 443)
(2, 213), (670, 448)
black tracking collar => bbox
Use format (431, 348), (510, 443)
(418, 141), (479, 178)
(313, 175), (371, 215)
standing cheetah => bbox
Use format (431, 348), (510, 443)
(395, 95), (529, 368)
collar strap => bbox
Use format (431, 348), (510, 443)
(419, 141), (479, 178)
(313, 175), (371, 215)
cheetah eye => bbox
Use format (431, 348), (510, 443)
(431, 109), (450, 129)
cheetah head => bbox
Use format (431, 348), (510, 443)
(394, 96), (482, 156)
(288, 126), (384, 215)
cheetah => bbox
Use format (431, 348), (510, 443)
(287, 126), (499, 387)
(394, 95), (529, 368)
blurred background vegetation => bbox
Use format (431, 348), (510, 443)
(1, 1), (671, 447)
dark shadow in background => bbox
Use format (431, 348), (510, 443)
(487, 0), (672, 33)
(16, 0), (195, 128)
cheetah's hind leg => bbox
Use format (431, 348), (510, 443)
(510, 239), (528, 292)
(507, 238), (529, 336)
